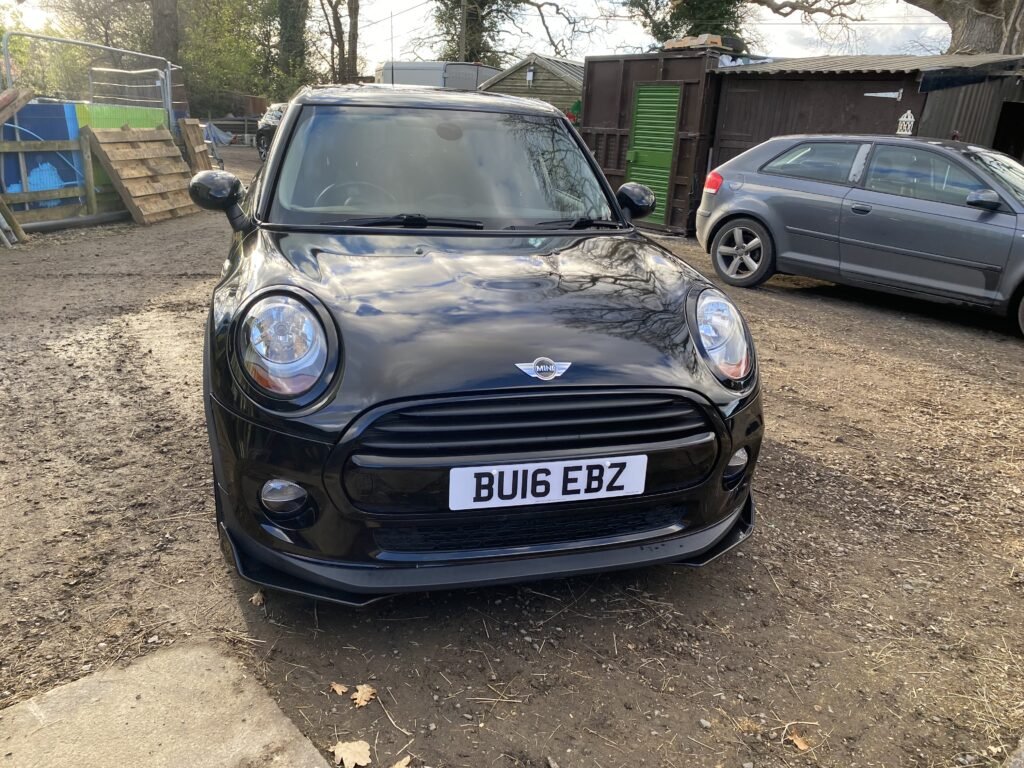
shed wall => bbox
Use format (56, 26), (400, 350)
(579, 51), (718, 232)
(918, 75), (1024, 146)
(712, 74), (926, 166)
(481, 66), (580, 112)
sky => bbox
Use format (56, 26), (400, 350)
(353, 0), (951, 70)
(12, 0), (952, 76)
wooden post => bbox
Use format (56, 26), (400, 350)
(0, 194), (27, 242)
(79, 133), (97, 215)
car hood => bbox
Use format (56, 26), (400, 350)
(215, 230), (733, 435)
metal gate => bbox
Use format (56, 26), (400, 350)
(625, 84), (681, 226)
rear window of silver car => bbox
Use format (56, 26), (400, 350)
(763, 142), (871, 185)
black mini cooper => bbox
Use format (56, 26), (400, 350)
(190, 85), (763, 606)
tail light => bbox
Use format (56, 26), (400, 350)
(704, 170), (724, 194)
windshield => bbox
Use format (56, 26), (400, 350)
(963, 148), (1024, 204)
(269, 105), (617, 228)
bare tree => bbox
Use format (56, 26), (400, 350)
(314, 0), (359, 81)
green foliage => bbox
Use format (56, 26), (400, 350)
(623, 0), (746, 44)
(35, 0), (320, 114)
(431, 0), (512, 66)
(179, 0), (275, 114)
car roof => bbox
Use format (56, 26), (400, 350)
(769, 134), (994, 153)
(293, 83), (564, 117)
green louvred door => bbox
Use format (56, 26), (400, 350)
(625, 84), (681, 226)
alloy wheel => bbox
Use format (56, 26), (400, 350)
(715, 226), (764, 279)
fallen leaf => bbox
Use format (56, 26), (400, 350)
(332, 740), (371, 768)
(249, 590), (265, 607)
(351, 684), (377, 708)
(788, 731), (811, 751)
(390, 757), (411, 768)
(330, 682), (349, 695)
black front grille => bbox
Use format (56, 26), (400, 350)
(354, 390), (713, 460)
(372, 504), (682, 554)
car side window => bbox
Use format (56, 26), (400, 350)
(762, 142), (869, 185)
(864, 145), (987, 205)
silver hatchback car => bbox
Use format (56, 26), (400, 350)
(695, 135), (1024, 335)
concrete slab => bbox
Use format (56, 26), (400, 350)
(1004, 739), (1024, 768)
(0, 642), (331, 768)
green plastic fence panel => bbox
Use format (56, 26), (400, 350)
(625, 84), (681, 226)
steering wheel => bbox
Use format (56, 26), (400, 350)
(314, 181), (395, 207)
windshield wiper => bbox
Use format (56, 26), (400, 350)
(320, 213), (484, 229)
(506, 217), (624, 230)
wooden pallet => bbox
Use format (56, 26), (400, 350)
(0, 88), (34, 128)
(178, 118), (213, 172)
(83, 126), (198, 225)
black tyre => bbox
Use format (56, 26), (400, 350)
(1014, 289), (1024, 337)
(710, 218), (775, 288)
(256, 134), (269, 161)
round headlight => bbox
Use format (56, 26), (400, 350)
(695, 289), (751, 382)
(240, 295), (327, 396)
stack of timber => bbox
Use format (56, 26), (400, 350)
(178, 118), (213, 172)
(83, 126), (198, 225)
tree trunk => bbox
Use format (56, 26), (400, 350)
(905, 0), (1024, 53)
(150, 0), (179, 62)
(278, 0), (310, 77)
(346, 0), (359, 82)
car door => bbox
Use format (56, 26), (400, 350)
(840, 144), (1015, 305)
(756, 140), (871, 280)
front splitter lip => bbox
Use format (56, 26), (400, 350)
(221, 494), (756, 608)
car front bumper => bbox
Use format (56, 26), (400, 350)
(208, 386), (763, 606)
(218, 491), (755, 607)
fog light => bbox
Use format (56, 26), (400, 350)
(260, 479), (307, 517)
(726, 448), (749, 472)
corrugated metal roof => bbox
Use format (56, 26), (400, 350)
(720, 54), (1024, 75)
(479, 53), (584, 90)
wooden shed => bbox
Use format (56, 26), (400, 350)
(579, 50), (1024, 234)
(712, 54), (1024, 166)
(478, 53), (584, 120)
(578, 49), (722, 232)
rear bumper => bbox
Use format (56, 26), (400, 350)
(219, 491), (755, 607)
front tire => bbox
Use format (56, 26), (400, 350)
(256, 134), (269, 161)
(711, 218), (775, 288)
(1014, 289), (1024, 337)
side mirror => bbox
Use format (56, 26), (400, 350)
(616, 182), (657, 221)
(966, 188), (1001, 211)
(189, 170), (251, 232)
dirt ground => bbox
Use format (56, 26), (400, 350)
(1, 144), (1022, 768)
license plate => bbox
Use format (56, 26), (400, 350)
(449, 455), (648, 511)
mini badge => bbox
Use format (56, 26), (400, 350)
(515, 357), (571, 381)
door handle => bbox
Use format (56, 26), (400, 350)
(850, 203), (872, 215)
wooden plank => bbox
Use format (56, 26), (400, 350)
(92, 128), (176, 144)
(178, 118), (213, 172)
(121, 176), (189, 197)
(102, 143), (183, 162)
(0, 139), (81, 153)
(80, 134), (97, 215)
(15, 203), (85, 223)
(2, 186), (85, 204)
(0, 195), (26, 241)
(0, 89), (34, 128)
(134, 190), (193, 215)
(83, 126), (146, 224)
(115, 157), (193, 180)
(83, 126), (197, 225)
(143, 205), (197, 224)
